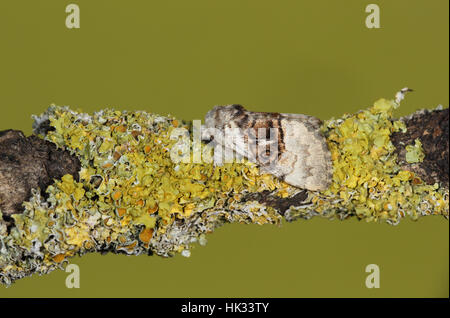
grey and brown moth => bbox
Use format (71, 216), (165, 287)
(202, 104), (333, 191)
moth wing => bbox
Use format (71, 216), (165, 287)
(225, 128), (258, 164)
(280, 113), (323, 130)
(277, 116), (332, 191)
(259, 150), (297, 178)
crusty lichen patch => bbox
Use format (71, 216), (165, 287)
(1, 97), (448, 285)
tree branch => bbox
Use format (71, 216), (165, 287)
(0, 97), (448, 285)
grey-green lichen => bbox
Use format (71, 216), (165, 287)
(405, 139), (425, 163)
(0, 97), (448, 285)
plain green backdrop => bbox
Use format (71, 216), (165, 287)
(0, 0), (448, 297)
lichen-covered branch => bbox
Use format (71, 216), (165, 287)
(0, 94), (448, 285)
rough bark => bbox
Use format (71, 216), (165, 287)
(391, 108), (449, 188)
(0, 130), (81, 226)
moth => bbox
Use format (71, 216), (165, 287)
(202, 104), (333, 191)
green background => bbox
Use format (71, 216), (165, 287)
(0, 0), (448, 297)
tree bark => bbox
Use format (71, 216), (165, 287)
(391, 108), (449, 187)
(0, 130), (80, 226)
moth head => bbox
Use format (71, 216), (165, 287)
(204, 104), (246, 129)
